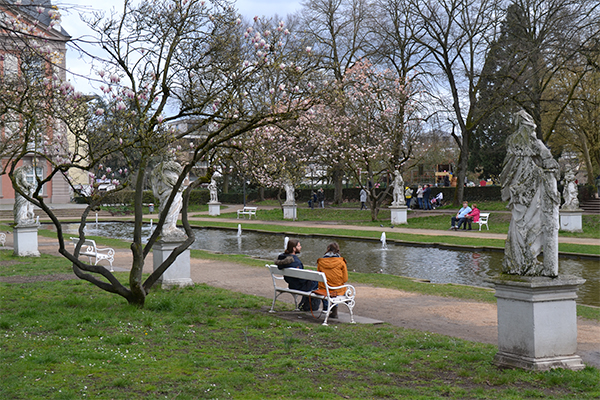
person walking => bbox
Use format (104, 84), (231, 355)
(423, 184), (432, 210)
(360, 188), (368, 210)
(317, 188), (325, 208)
(405, 186), (413, 209)
(416, 185), (423, 209)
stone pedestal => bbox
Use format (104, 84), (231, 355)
(559, 209), (583, 232)
(283, 204), (297, 220)
(13, 224), (40, 257)
(490, 275), (585, 371)
(390, 206), (408, 225)
(208, 202), (221, 216)
(153, 239), (193, 289)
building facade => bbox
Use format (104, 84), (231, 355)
(0, 0), (71, 204)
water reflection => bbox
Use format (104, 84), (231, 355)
(52, 222), (599, 307)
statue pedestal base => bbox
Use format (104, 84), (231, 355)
(490, 275), (585, 371)
(559, 209), (583, 232)
(208, 202), (221, 216)
(153, 239), (193, 289)
(389, 206), (407, 224)
(283, 204), (297, 220)
(13, 224), (40, 257)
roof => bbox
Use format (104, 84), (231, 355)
(4, 0), (70, 38)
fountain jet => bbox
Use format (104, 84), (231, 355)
(380, 232), (388, 250)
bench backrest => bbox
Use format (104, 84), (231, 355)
(479, 213), (490, 222)
(71, 237), (97, 249)
(267, 264), (326, 284)
(243, 207), (257, 211)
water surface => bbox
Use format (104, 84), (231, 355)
(55, 222), (599, 307)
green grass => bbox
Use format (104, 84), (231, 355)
(209, 200), (600, 240)
(1, 259), (598, 400)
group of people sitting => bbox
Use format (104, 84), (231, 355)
(274, 239), (347, 319)
(449, 201), (480, 230)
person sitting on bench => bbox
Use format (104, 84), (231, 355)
(458, 204), (480, 230)
(274, 239), (320, 311)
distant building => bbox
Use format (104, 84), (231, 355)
(0, 0), (71, 204)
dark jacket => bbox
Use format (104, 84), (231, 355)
(274, 253), (313, 291)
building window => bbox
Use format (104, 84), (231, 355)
(26, 165), (44, 185)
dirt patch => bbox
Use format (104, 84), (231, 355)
(0, 273), (76, 283)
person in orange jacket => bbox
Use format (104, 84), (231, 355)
(315, 242), (348, 319)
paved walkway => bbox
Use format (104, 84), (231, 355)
(4, 230), (598, 369)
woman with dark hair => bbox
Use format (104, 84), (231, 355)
(315, 242), (348, 319)
(274, 239), (319, 311)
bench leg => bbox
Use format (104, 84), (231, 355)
(322, 303), (334, 326)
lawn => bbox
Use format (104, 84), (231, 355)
(208, 200), (600, 240)
(1, 252), (598, 400)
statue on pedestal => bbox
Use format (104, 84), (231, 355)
(283, 181), (295, 205)
(208, 176), (219, 203)
(391, 170), (405, 206)
(561, 169), (579, 211)
(151, 160), (185, 239)
(13, 165), (36, 226)
(500, 110), (560, 277)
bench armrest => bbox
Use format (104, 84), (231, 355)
(326, 284), (356, 298)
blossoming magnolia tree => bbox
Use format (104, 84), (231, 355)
(336, 60), (422, 220)
(230, 100), (319, 204)
(296, 60), (422, 220)
(2, 0), (321, 306)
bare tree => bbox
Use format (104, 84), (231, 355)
(2, 0), (320, 307)
(406, 0), (503, 205)
(298, 0), (375, 203)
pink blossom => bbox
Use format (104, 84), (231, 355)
(95, 108), (105, 116)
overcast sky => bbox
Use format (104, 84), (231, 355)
(57, 0), (303, 94)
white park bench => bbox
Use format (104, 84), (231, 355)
(477, 213), (490, 231)
(70, 237), (115, 272)
(0, 232), (5, 246)
(237, 206), (257, 219)
(266, 264), (356, 326)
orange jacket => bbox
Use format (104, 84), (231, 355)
(316, 256), (348, 296)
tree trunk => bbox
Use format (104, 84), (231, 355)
(222, 173), (229, 194)
(333, 167), (344, 204)
(578, 130), (596, 184)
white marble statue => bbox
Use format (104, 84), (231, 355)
(151, 160), (185, 239)
(283, 181), (295, 205)
(13, 165), (36, 226)
(500, 110), (560, 277)
(561, 169), (579, 211)
(208, 176), (218, 203)
(391, 170), (405, 206)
